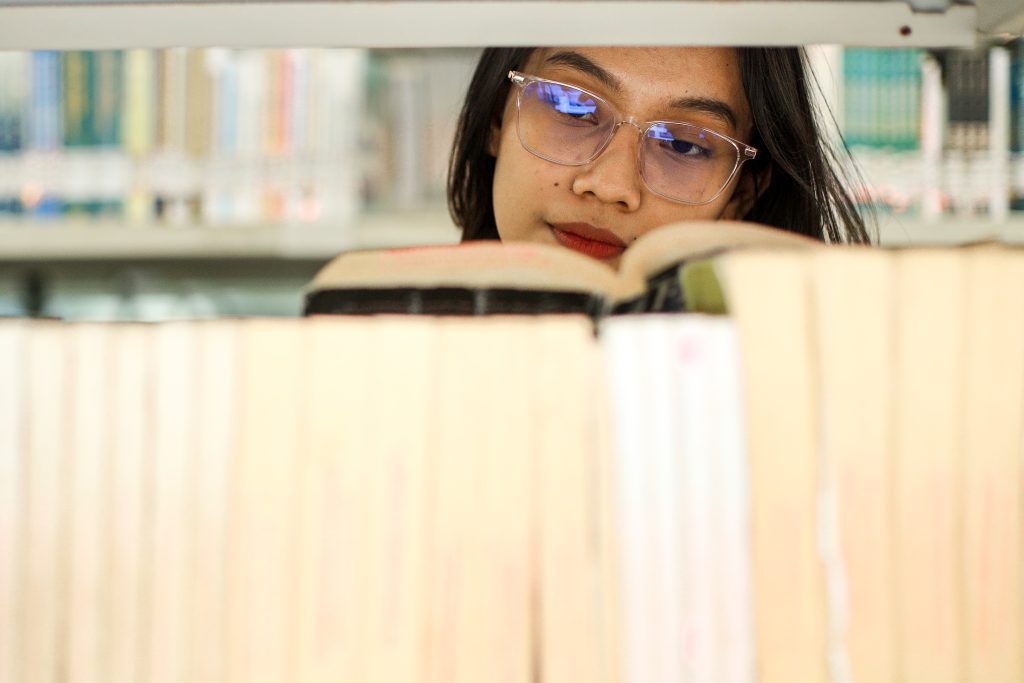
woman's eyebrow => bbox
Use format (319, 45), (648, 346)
(543, 50), (623, 93)
(667, 97), (739, 131)
(543, 50), (739, 132)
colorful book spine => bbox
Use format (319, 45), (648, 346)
(62, 51), (96, 148)
(93, 51), (123, 148)
(1011, 41), (1024, 210)
(0, 53), (27, 154)
(843, 48), (921, 151)
(0, 47), (494, 225)
(27, 51), (63, 217)
(0, 52), (28, 216)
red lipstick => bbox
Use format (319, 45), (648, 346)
(549, 223), (626, 260)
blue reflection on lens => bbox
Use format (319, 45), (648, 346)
(648, 124), (711, 158)
(537, 83), (598, 118)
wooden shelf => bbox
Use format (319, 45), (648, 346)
(0, 1), (989, 50)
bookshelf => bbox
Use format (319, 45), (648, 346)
(0, 208), (459, 262)
(0, 0), (1021, 319)
(0, 1), (1009, 51)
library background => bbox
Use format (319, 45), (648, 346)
(3, 3), (1024, 683)
(0, 3), (1022, 319)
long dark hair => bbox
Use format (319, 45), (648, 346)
(447, 47), (874, 244)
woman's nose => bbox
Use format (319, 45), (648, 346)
(570, 123), (644, 211)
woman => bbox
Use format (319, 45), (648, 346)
(448, 46), (873, 265)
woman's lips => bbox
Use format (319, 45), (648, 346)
(549, 222), (626, 260)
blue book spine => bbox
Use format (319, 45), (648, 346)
(0, 53), (27, 154)
(1011, 41), (1023, 154)
(30, 51), (61, 151)
(29, 51), (65, 217)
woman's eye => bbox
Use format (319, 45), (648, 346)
(665, 139), (708, 157)
(647, 125), (713, 160)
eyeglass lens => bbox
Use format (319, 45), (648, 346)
(517, 79), (742, 204)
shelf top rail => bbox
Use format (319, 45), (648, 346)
(1, 0), (1013, 50)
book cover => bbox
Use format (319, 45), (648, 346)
(304, 221), (817, 318)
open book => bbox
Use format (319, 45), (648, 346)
(304, 220), (820, 316)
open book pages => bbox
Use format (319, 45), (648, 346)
(3, 240), (1023, 683)
(304, 220), (820, 316)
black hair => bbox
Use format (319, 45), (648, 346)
(447, 47), (874, 245)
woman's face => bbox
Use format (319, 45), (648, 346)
(489, 47), (763, 268)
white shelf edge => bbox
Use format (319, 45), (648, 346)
(0, 1), (979, 50)
(3, 211), (1024, 260)
(0, 208), (461, 261)
(877, 214), (1024, 246)
(978, 0), (1024, 37)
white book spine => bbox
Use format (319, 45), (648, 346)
(190, 322), (239, 683)
(989, 47), (1011, 222)
(673, 319), (715, 683)
(23, 324), (68, 683)
(107, 325), (152, 683)
(0, 322), (25, 683)
(603, 321), (655, 683)
(145, 323), (197, 683)
(65, 324), (112, 683)
(708, 321), (756, 683)
(643, 319), (683, 683)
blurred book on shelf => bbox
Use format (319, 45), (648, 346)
(0, 47), (479, 229)
(1012, 39), (1024, 210)
(837, 42), (1023, 221)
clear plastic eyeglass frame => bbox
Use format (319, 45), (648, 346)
(507, 70), (759, 206)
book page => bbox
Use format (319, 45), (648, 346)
(618, 220), (820, 296)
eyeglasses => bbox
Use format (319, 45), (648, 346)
(507, 71), (758, 206)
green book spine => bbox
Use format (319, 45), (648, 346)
(62, 51), (97, 147)
(93, 50), (123, 147)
